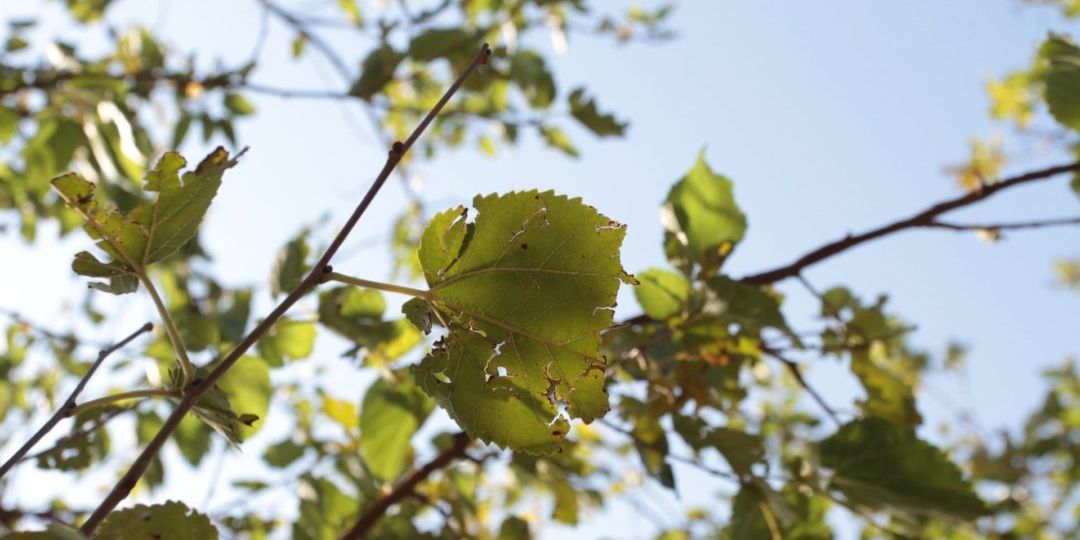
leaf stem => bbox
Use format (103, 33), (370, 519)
(137, 269), (195, 384)
(0, 322), (152, 481)
(325, 272), (430, 299)
(69, 389), (180, 418)
(78, 43), (492, 535)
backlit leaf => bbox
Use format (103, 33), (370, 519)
(820, 418), (988, 521)
(360, 375), (434, 480)
(409, 191), (634, 453)
(96, 501), (218, 540)
(662, 152), (746, 274)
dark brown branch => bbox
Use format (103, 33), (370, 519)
(78, 43), (491, 535)
(741, 161), (1080, 285)
(0, 322), (152, 481)
(926, 215), (1080, 232)
(338, 432), (470, 540)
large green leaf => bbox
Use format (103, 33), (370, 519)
(51, 148), (240, 294)
(820, 418), (988, 521)
(95, 501), (218, 539)
(1040, 34), (1080, 132)
(662, 152), (746, 274)
(409, 191), (634, 453)
(359, 375), (434, 481)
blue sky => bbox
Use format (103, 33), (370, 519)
(1, 1), (1078, 538)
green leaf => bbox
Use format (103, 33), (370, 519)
(216, 355), (272, 439)
(569, 88), (627, 137)
(337, 0), (362, 25)
(820, 418), (988, 520)
(703, 277), (794, 339)
(410, 191), (635, 453)
(550, 469), (580, 525)
(728, 480), (794, 540)
(293, 476), (357, 540)
(257, 319), (316, 367)
(171, 364), (258, 446)
(0, 106), (19, 144)
(510, 51), (556, 108)
(360, 375), (434, 481)
(270, 232), (310, 297)
(264, 438), (306, 468)
(539, 126), (579, 158)
(224, 93), (256, 116)
(409, 28), (472, 61)
(498, 516), (531, 540)
(174, 414), (212, 466)
(662, 151), (746, 274)
(673, 415), (764, 476)
(1040, 34), (1080, 132)
(850, 348), (921, 426)
(351, 46), (404, 100)
(634, 268), (690, 320)
(96, 501), (218, 539)
(51, 148), (240, 294)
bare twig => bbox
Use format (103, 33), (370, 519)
(0, 322), (152, 481)
(925, 215), (1080, 232)
(741, 161), (1080, 285)
(78, 43), (492, 535)
(759, 345), (841, 426)
(338, 433), (470, 540)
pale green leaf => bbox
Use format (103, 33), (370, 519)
(569, 87), (627, 137)
(634, 268), (690, 320)
(662, 151), (746, 273)
(217, 355), (272, 439)
(257, 319), (316, 366)
(360, 376), (434, 480)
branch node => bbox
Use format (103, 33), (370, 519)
(479, 42), (492, 64)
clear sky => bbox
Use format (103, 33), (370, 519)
(1, 1), (1078, 538)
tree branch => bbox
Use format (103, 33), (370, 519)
(77, 43), (492, 535)
(0, 322), (152, 481)
(760, 345), (841, 426)
(741, 161), (1080, 285)
(338, 432), (471, 540)
(925, 215), (1080, 232)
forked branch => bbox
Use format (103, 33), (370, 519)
(339, 433), (471, 540)
(78, 43), (492, 535)
(741, 161), (1080, 285)
(0, 322), (153, 481)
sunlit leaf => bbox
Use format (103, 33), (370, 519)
(409, 191), (634, 453)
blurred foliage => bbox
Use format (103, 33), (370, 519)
(0, 1), (1078, 539)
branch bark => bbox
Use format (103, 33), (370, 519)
(77, 43), (491, 535)
(740, 161), (1080, 285)
(338, 432), (470, 540)
(0, 322), (152, 481)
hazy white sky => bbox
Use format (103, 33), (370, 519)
(1, 1), (1078, 538)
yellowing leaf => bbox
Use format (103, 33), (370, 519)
(410, 191), (634, 454)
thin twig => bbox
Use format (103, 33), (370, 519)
(759, 345), (841, 426)
(0, 322), (152, 481)
(78, 43), (492, 535)
(338, 433), (470, 540)
(925, 215), (1080, 232)
(741, 161), (1080, 285)
(17, 409), (129, 465)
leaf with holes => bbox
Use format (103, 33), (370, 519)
(407, 191), (634, 454)
(50, 147), (241, 294)
(95, 501), (218, 539)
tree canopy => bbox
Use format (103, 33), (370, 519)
(1, 1), (1079, 539)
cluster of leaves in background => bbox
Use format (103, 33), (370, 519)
(0, 1), (1078, 540)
